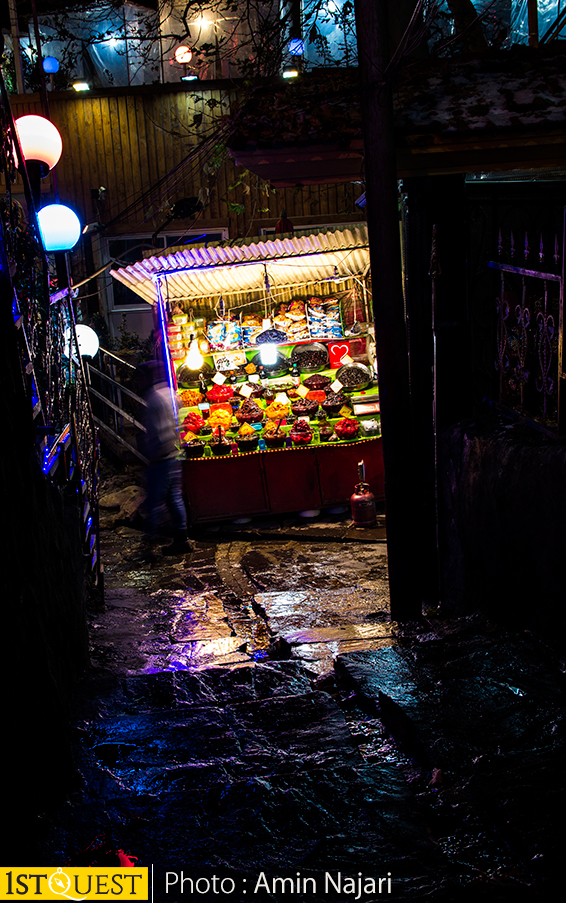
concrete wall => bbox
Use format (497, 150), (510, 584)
(438, 417), (566, 629)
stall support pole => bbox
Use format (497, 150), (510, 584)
(354, 0), (424, 621)
(154, 276), (179, 424)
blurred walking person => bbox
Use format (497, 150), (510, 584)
(137, 360), (192, 556)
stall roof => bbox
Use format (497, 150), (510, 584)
(110, 226), (370, 306)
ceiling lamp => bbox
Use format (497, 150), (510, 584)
(42, 56), (60, 74)
(175, 45), (193, 64)
(14, 115), (62, 175)
(37, 204), (81, 252)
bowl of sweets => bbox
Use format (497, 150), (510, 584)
(302, 373), (332, 391)
(236, 423), (259, 452)
(321, 390), (346, 417)
(335, 363), (372, 392)
(210, 429), (232, 455)
(318, 424), (334, 442)
(289, 342), (329, 373)
(290, 419), (313, 445)
(264, 421), (286, 448)
(291, 397), (320, 418)
(236, 398), (264, 424)
(183, 438), (205, 458)
(334, 417), (360, 440)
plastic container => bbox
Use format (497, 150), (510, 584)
(184, 442), (205, 458)
(265, 433), (286, 449)
(236, 437), (259, 453)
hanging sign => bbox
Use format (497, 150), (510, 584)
(213, 350), (246, 370)
(296, 384), (310, 398)
(328, 341), (351, 369)
(330, 379), (343, 394)
(239, 384), (253, 398)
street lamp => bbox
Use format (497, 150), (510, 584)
(175, 45), (193, 64)
(37, 203), (81, 252)
(64, 324), (100, 361)
(14, 114), (63, 206)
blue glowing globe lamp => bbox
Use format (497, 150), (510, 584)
(43, 57), (60, 74)
(37, 204), (81, 252)
(288, 38), (305, 56)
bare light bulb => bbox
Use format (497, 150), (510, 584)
(260, 343), (278, 366)
(185, 335), (204, 370)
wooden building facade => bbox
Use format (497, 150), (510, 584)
(10, 80), (365, 339)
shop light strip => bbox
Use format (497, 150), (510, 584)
(155, 276), (179, 426)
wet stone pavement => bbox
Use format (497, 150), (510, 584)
(32, 472), (566, 901)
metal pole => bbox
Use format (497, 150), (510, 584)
(527, 0), (539, 47)
(354, 0), (423, 621)
(7, 0), (25, 94)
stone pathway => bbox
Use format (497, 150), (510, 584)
(29, 474), (566, 901)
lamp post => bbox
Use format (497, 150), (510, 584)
(14, 114), (80, 294)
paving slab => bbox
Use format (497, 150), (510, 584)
(335, 629), (566, 895)
(37, 663), (446, 902)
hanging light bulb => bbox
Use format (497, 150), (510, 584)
(185, 334), (204, 370)
(260, 343), (278, 366)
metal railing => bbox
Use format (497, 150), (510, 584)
(489, 223), (564, 435)
(86, 348), (148, 464)
(0, 68), (102, 590)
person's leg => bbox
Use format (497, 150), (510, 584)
(146, 460), (169, 535)
(141, 460), (169, 560)
(162, 460), (192, 555)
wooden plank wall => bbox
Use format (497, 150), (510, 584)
(10, 85), (362, 240)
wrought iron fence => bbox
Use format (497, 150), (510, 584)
(488, 223), (564, 435)
(0, 70), (101, 591)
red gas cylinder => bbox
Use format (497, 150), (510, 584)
(351, 460), (377, 527)
(351, 481), (377, 527)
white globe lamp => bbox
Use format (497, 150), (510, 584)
(37, 204), (81, 252)
(14, 115), (62, 174)
(64, 324), (100, 360)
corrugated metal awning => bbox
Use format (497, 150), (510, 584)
(110, 226), (370, 306)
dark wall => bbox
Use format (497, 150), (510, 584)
(436, 178), (566, 627)
(402, 174), (472, 607)
(1, 267), (89, 852)
(439, 417), (566, 630)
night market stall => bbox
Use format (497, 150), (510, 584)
(110, 226), (383, 522)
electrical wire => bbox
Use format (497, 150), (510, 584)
(102, 121), (233, 231)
